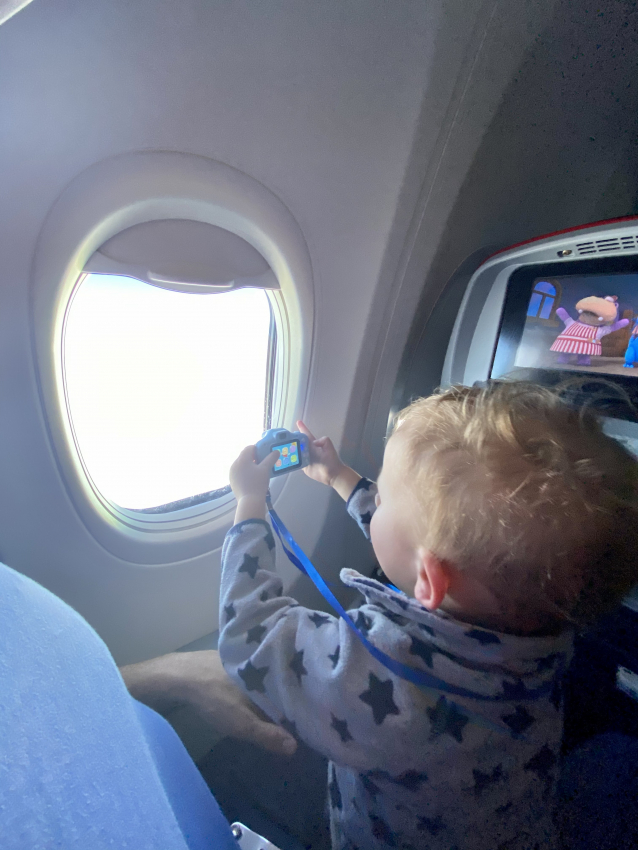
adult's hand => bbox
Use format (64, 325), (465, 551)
(120, 649), (297, 756)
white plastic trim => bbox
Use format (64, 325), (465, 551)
(30, 151), (314, 564)
(0, 0), (35, 27)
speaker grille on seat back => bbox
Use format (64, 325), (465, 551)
(575, 234), (638, 256)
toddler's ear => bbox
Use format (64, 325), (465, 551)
(414, 552), (450, 611)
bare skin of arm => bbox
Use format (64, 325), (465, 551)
(120, 649), (297, 756)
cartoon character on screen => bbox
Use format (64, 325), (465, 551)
(550, 295), (629, 366)
(624, 318), (638, 368)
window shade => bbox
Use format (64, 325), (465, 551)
(84, 219), (279, 294)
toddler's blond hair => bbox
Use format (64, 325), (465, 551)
(393, 381), (638, 628)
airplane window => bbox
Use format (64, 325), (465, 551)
(63, 274), (273, 511)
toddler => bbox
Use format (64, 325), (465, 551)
(218, 381), (638, 850)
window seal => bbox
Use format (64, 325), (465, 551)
(263, 296), (277, 432)
(128, 484), (232, 515)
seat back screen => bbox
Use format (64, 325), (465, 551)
(514, 272), (638, 376)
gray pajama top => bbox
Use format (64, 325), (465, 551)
(218, 478), (573, 850)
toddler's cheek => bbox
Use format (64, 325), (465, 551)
(369, 514), (386, 566)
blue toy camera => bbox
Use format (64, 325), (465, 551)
(255, 428), (310, 476)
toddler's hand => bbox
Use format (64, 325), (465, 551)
(297, 420), (347, 487)
(229, 446), (279, 504)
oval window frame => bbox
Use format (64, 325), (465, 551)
(30, 152), (314, 564)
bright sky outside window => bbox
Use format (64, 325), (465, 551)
(63, 274), (272, 510)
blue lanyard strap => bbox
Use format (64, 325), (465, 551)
(266, 497), (554, 709)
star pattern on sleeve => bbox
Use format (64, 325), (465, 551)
(239, 553), (260, 579)
(524, 745), (557, 799)
(501, 705), (535, 734)
(354, 610), (372, 636)
(309, 612), (331, 628)
(328, 645), (340, 669)
(380, 608), (407, 626)
(359, 511), (373, 525)
(416, 815), (445, 836)
(259, 590), (269, 602)
(472, 763), (504, 796)
(359, 672), (400, 725)
(409, 635), (435, 668)
(501, 678), (531, 700)
(465, 628), (501, 645)
(353, 577), (388, 593)
(390, 770), (429, 791)
(524, 745), (556, 785)
(246, 624), (267, 645)
(369, 814), (397, 847)
(264, 529), (276, 551)
(289, 648), (308, 684)
(329, 764), (342, 810)
(535, 652), (559, 672)
(331, 713), (353, 743)
(224, 603), (236, 622)
(238, 660), (269, 693)
(550, 677), (563, 711)
(418, 622), (435, 637)
(367, 768), (390, 783)
(360, 773), (381, 797)
(426, 695), (468, 743)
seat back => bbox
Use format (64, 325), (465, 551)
(0, 561), (237, 850)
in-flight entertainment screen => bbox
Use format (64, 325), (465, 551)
(514, 272), (638, 377)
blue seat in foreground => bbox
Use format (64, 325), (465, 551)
(0, 560), (237, 850)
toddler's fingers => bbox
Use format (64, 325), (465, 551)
(296, 420), (316, 441)
(234, 445), (256, 465)
(257, 449), (279, 469)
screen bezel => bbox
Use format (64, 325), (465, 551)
(490, 255), (638, 419)
(271, 439), (301, 473)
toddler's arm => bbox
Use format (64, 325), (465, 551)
(296, 420), (379, 537)
(218, 446), (398, 771)
(218, 518), (405, 772)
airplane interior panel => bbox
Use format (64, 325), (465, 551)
(2, 1), (638, 847)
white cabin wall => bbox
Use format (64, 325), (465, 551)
(0, 0), (445, 661)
